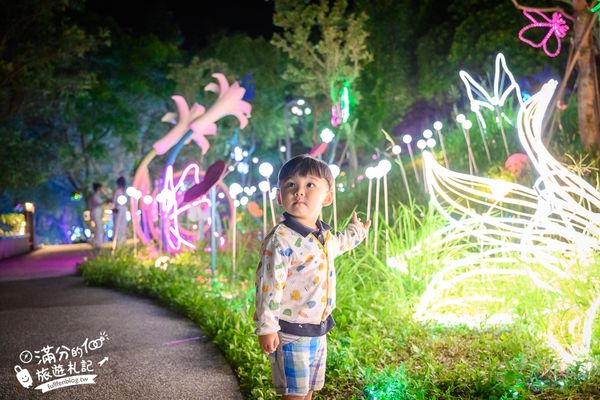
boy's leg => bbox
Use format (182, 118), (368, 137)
(270, 333), (311, 397)
(271, 335), (325, 398)
(281, 391), (312, 400)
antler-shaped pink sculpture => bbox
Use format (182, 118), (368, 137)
(152, 73), (252, 155)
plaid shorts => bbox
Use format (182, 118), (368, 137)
(268, 332), (327, 396)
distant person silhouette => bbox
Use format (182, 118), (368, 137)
(112, 176), (128, 248)
(90, 182), (106, 249)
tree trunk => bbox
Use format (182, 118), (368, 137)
(573, 0), (600, 148)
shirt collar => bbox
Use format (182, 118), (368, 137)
(282, 212), (331, 237)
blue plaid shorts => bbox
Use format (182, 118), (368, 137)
(268, 332), (327, 396)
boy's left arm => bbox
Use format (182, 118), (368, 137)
(333, 211), (371, 256)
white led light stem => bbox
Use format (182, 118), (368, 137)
(403, 135), (420, 183)
(378, 160), (392, 261)
(268, 180), (277, 227)
(495, 106), (510, 157)
(475, 116), (492, 162)
(433, 122), (449, 168)
(262, 189), (267, 239)
(329, 164), (340, 232)
(460, 120), (478, 174)
(231, 195), (237, 278)
(373, 166), (382, 256)
(398, 160), (413, 204)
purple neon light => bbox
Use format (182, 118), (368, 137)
(331, 103), (342, 127)
(162, 164), (205, 251)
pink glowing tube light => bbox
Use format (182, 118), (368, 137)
(518, 10), (570, 57)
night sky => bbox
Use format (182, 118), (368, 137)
(85, 0), (276, 49)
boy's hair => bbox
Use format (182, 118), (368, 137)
(93, 182), (102, 192)
(277, 154), (333, 189)
(116, 176), (126, 188)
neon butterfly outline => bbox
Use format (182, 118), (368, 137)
(518, 10), (570, 58)
(458, 53), (524, 130)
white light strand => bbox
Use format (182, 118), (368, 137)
(459, 53), (524, 130)
(403, 79), (600, 365)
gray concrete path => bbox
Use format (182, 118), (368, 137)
(0, 245), (243, 399)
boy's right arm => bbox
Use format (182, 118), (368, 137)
(254, 234), (289, 337)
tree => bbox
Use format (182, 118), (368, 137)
(0, 0), (107, 195)
(0, 0), (108, 122)
(59, 32), (180, 201)
(272, 0), (373, 172)
(212, 34), (291, 152)
(354, 0), (417, 150)
(0, 0), (180, 203)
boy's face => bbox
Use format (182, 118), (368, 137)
(277, 174), (333, 228)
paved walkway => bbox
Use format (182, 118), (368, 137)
(0, 244), (243, 399)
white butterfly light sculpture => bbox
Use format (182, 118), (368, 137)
(459, 53), (524, 157)
(459, 53), (523, 128)
(396, 79), (600, 365)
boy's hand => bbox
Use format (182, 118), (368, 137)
(258, 333), (279, 354)
(352, 211), (371, 230)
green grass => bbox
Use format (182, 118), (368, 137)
(80, 200), (600, 399)
(79, 99), (600, 398)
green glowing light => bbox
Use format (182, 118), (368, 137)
(70, 191), (82, 201)
(340, 86), (350, 123)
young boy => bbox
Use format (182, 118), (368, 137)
(254, 154), (370, 400)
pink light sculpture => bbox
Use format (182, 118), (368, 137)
(131, 73), (250, 254)
(518, 10), (570, 57)
(153, 73), (252, 155)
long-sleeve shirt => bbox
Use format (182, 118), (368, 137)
(254, 219), (367, 336)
